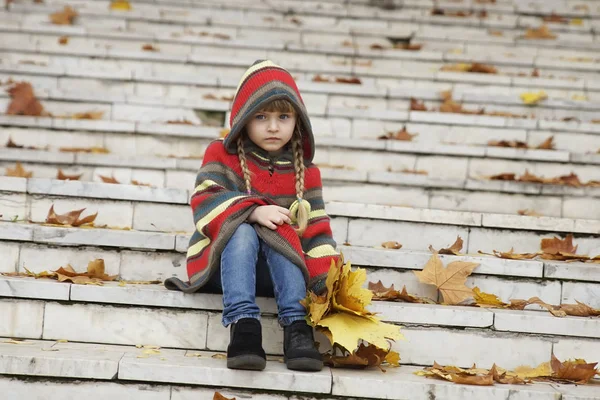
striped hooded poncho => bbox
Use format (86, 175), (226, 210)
(164, 60), (339, 295)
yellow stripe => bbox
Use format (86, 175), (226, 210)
(195, 195), (247, 233)
(236, 60), (282, 93)
(309, 209), (327, 220)
(187, 237), (210, 258)
(250, 151), (291, 165)
(193, 179), (220, 194)
(306, 244), (338, 258)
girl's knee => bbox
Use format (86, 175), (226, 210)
(229, 223), (259, 247)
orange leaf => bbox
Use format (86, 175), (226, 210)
(550, 354), (599, 384)
(99, 175), (120, 184)
(57, 169), (83, 181)
(60, 146), (109, 153)
(536, 136), (555, 150)
(45, 205), (97, 227)
(50, 6), (78, 25)
(541, 234), (577, 255)
(6, 82), (45, 116)
(142, 44), (159, 52)
(6, 162), (33, 178)
(437, 236), (463, 255)
(524, 25), (556, 40)
(58, 36), (69, 45)
(478, 248), (539, 260)
(381, 241), (402, 249)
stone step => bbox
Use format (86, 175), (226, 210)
(2, 173), (599, 221)
(1, 279), (599, 368)
(3, 339), (596, 400)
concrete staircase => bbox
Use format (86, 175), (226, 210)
(0, 0), (599, 398)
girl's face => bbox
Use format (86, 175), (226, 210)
(246, 110), (297, 156)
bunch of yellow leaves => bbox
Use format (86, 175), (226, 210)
(301, 256), (404, 368)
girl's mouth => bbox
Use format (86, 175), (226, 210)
(265, 137), (281, 141)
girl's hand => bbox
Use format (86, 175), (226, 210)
(248, 205), (292, 230)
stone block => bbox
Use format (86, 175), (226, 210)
(0, 299), (44, 338)
(18, 244), (121, 276)
(0, 276), (69, 301)
(132, 203), (194, 233)
(562, 282), (600, 308)
(494, 309), (600, 339)
(43, 302), (208, 349)
(118, 352), (331, 393)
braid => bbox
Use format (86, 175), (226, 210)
(292, 127), (308, 236)
(237, 136), (252, 194)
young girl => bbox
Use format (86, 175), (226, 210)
(165, 60), (339, 372)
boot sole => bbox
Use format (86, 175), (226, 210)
(285, 357), (324, 372)
(227, 354), (266, 371)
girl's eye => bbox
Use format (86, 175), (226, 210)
(255, 114), (266, 120)
(279, 114), (290, 120)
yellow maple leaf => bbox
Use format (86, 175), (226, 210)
(414, 253), (479, 305)
(472, 287), (507, 308)
(333, 262), (373, 316)
(520, 91), (547, 105)
(318, 312), (403, 352)
(110, 0), (131, 11)
(513, 362), (552, 379)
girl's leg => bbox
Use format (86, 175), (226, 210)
(220, 223), (261, 326)
(261, 243), (307, 326)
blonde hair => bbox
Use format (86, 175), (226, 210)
(237, 99), (309, 236)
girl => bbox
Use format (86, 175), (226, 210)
(165, 60), (339, 372)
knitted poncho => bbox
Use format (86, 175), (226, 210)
(164, 60), (339, 294)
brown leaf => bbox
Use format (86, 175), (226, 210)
(487, 139), (528, 149)
(438, 236), (463, 255)
(536, 136), (555, 150)
(6, 162), (33, 178)
(45, 205), (97, 227)
(60, 146), (109, 153)
(368, 281), (435, 304)
(410, 98), (427, 111)
(551, 354), (599, 384)
(335, 77), (362, 85)
(414, 252), (479, 305)
(57, 169), (83, 181)
(551, 172), (582, 187)
(524, 25), (556, 40)
(490, 364), (526, 384)
(541, 234), (577, 255)
(381, 241), (402, 249)
(543, 13), (568, 24)
(6, 137), (24, 149)
(558, 301), (600, 317)
(99, 175), (120, 184)
(58, 36), (69, 45)
(378, 127), (417, 141)
(6, 82), (45, 116)
(142, 44), (159, 52)
(470, 63), (497, 74)
(166, 119), (194, 125)
(477, 249), (539, 260)
(50, 6), (78, 25)
(489, 173), (516, 181)
(213, 392), (235, 400)
(401, 169), (428, 175)
(518, 170), (545, 183)
(518, 209), (543, 217)
(131, 180), (151, 186)
(527, 297), (567, 317)
(71, 111), (104, 120)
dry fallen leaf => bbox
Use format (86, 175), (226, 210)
(60, 146), (109, 153)
(541, 234), (577, 255)
(378, 127), (418, 141)
(57, 169), (83, 181)
(524, 25), (556, 40)
(99, 175), (120, 184)
(58, 36), (69, 45)
(324, 343), (400, 369)
(45, 205), (98, 227)
(381, 241), (402, 249)
(520, 91), (548, 105)
(478, 248), (539, 260)
(437, 236), (463, 255)
(368, 281), (435, 304)
(110, 0), (131, 11)
(6, 82), (45, 116)
(6, 162), (33, 178)
(213, 392), (235, 400)
(518, 209), (543, 217)
(142, 44), (159, 52)
(414, 252), (479, 305)
(551, 354), (599, 384)
(50, 6), (78, 25)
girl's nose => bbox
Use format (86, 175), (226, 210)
(267, 118), (278, 131)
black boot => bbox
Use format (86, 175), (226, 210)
(283, 320), (323, 371)
(226, 318), (266, 370)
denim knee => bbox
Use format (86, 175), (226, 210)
(226, 223), (259, 252)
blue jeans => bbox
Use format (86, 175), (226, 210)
(210, 223), (308, 327)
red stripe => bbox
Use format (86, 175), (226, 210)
(230, 69), (303, 124)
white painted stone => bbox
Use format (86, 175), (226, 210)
(132, 203), (194, 233)
(544, 261), (600, 283)
(0, 221), (34, 241)
(0, 192), (27, 222)
(175, 234), (189, 253)
(345, 218), (469, 249)
(332, 365), (561, 400)
(320, 167), (367, 183)
(327, 201), (481, 226)
(468, 275), (562, 305)
(32, 225), (175, 250)
(43, 303), (208, 349)
(467, 227), (547, 254)
(0, 276), (69, 301)
(118, 352), (332, 393)
(481, 213), (576, 233)
(558, 384), (600, 400)
(0, 378), (171, 400)
(29, 196), (134, 229)
(324, 184), (429, 208)
(370, 302), (493, 328)
(74, 152), (177, 170)
(327, 148), (415, 172)
(0, 148), (75, 164)
(494, 309), (600, 339)
(562, 282), (600, 309)
(0, 299), (44, 338)
(396, 327), (553, 370)
(119, 251), (187, 282)
(0, 242), (19, 273)
(414, 155), (469, 181)
(206, 313), (283, 354)
(0, 176), (27, 193)
(18, 244), (121, 276)
(368, 171), (465, 189)
(172, 386), (287, 400)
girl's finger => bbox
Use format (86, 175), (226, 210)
(278, 207), (291, 216)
